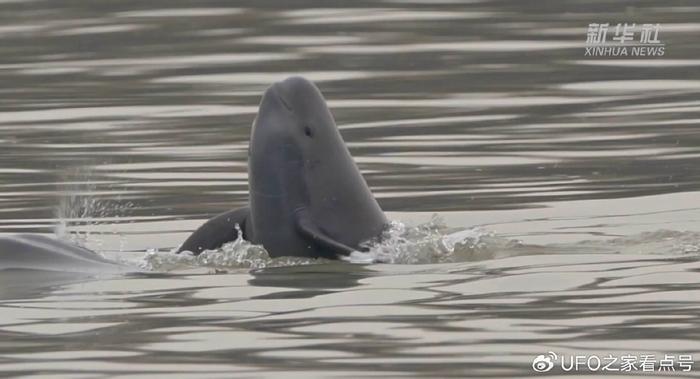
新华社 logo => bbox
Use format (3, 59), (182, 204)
(585, 23), (665, 57)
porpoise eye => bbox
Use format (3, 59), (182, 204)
(304, 126), (313, 138)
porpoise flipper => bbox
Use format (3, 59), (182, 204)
(294, 208), (357, 259)
(177, 207), (250, 255)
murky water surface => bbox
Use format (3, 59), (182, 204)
(1, 0), (700, 377)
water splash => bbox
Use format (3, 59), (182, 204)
(346, 215), (525, 264)
(141, 217), (526, 272)
(141, 225), (323, 272)
(54, 167), (133, 250)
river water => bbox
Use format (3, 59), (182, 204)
(1, 0), (700, 377)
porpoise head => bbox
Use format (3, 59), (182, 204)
(250, 76), (345, 165)
(249, 76), (353, 200)
(248, 76), (386, 251)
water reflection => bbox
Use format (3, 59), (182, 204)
(2, 255), (700, 377)
(248, 263), (370, 290)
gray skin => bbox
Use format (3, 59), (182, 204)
(178, 76), (387, 259)
(0, 234), (127, 273)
